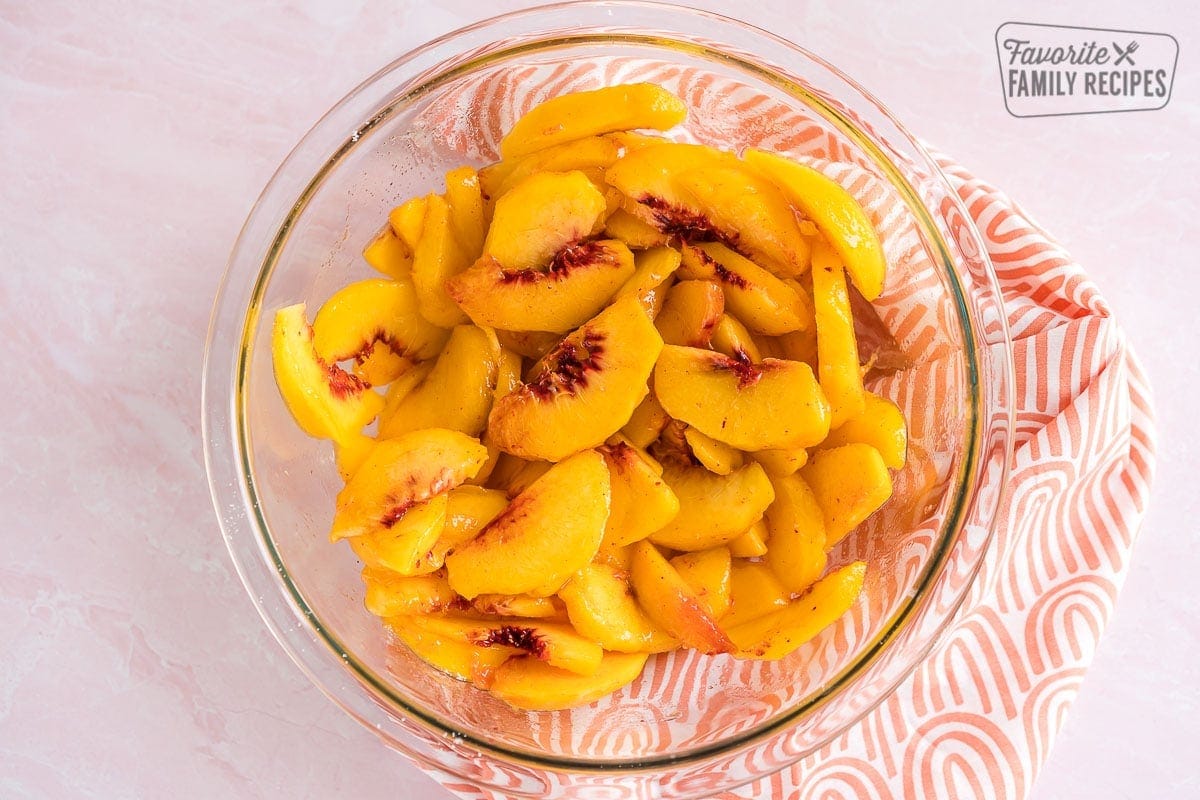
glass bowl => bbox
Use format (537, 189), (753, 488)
(202, 2), (1014, 797)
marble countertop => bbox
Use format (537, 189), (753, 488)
(2, 1), (1196, 797)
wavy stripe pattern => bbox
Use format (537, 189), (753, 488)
(409, 60), (1156, 799)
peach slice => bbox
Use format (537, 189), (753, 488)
(678, 242), (812, 335)
(604, 207), (669, 249)
(363, 227), (412, 280)
(727, 561), (867, 660)
(485, 453), (553, 499)
(719, 560), (790, 629)
(446, 239), (636, 333)
(597, 438), (680, 548)
(605, 142), (738, 235)
(495, 329), (561, 360)
(492, 134), (629, 200)
(444, 166), (485, 259)
(333, 432), (376, 482)
(620, 392), (670, 449)
(764, 474), (828, 594)
(347, 494), (448, 576)
(330, 428), (488, 541)
(648, 460), (774, 551)
(445, 451), (610, 598)
(821, 391), (908, 469)
(487, 295), (663, 462)
(654, 279), (724, 347)
(427, 485), (509, 567)
(377, 324), (499, 439)
(412, 194), (471, 327)
(801, 444), (893, 548)
(670, 547), (732, 619)
(388, 617), (516, 687)
(472, 594), (562, 619)
(674, 165), (811, 277)
(683, 426), (743, 476)
(483, 171), (607, 272)
(558, 563), (678, 653)
(629, 541), (733, 654)
(499, 83), (686, 159)
(616, 246), (680, 317)
(388, 195), (428, 253)
(744, 149), (886, 300)
(710, 313), (762, 362)
(489, 651), (649, 711)
(414, 615), (603, 677)
(271, 303), (384, 441)
(593, 540), (634, 571)
(811, 240), (865, 428)
(752, 445), (809, 477)
(361, 567), (459, 618)
(654, 345), (831, 451)
(311, 278), (449, 385)
(727, 520), (769, 558)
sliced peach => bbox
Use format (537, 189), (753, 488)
(593, 540), (634, 571)
(764, 474), (827, 594)
(447, 239), (635, 333)
(719, 560), (789, 629)
(654, 345), (830, 451)
(492, 134), (628, 200)
(654, 279), (724, 347)
(347, 494), (448, 575)
(558, 563), (678, 653)
(361, 567), (459, 618)
(495, 329), (561, 360)
(418, 615), (602, 676)
(821, 391), (908, 469)
(744, 150), (885, 300)
(412, 194), (471, 327)
(444, 166), (485, 259)
(489, 651), (649, 711)
(728, 520), (769, 558)
(445, 451), (610, 598)
(620, 392), (670, 449)
(427, 485), (509, 566)
(311, 278), (449, 385)
(500, 83), (686, 159)
(378, 324), (499, 439)
(727, 561), (867, 659)
(334, 432), (376, 482)
(683, 426), (743, 476)
(363, 227), (412, 279)
(597, 439), (680, 547)
(488, 295), (663, 462)
(388, 195), (428, 253)
(710, 313), (762, 362)
(605, 142), (738, 235)
(649, 460), (773, 551)
(472, 594), (561, 619)
(811, 239), (865, 428)
(670, 547), (732, 619)
(675, 165), (810, 277)
(330, 428), (488, 541)
(271, 303), (384, 441)
(752, 445), (809, 477)
(629, 541), (733, 654)
(485, 453), (553, 499)
(678, 242), (812, 335)
(604, 207), (669, 249)
(483, 171), (607, 272)
(616, 245), (680, 317)
(388, 617), (515, 686)
(801, 444), (893, 547)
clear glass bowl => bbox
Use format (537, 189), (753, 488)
(202, 2), (1014, 797)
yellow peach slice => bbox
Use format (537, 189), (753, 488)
(616, 245), (681, 317)
(683, 426), (743, 476)
(678, 242), (812, 335)
(427, 485), (509, 567)
(495, 329), (561, 360)
(654, 345), (831, 451)
(719, 560), (789, 629)
(447, 239), (636, 333)
(727, 561), (867, 659)
(710, 313), (762, 362)
(412, 194), (471, 327)
(483, 171), (607, 272)
(271, 303), (384, 441)
(489, 651), (649, 711)
(675, 165), (810, 277)
(492, 134), (628, 200)
(487, 295), (663, 462)
(620, 392), (670, 449)
(377, 324), (499, 439)
(593, 540), (634, 571)
(752, 445), (809, 477)
(821, 391), (908, 469)
(472, 594), (561, 619)
(334, 432), (376, 482)
(500, 83), (686, 159)
(388, 195), (428, 253)
(347, 494), (448, 575)
(670, 547), (732, 619)
(414, 615), (603, 676)
(445, 451), (610, 598)
(648, 460), (774, 551)
(330, 428), (488, 541)
(654, 279), (724, 347)
(388, 617), (515, 687)
(764, 474), (827, 594)
(363, 227), (412, 279)
(485, 453), (553, 499)
(558, 563), (678, 653)
(801, 444), (893, 548)
(629, 541), (733, 654)
(597, 438), (680, 547)
(311, 278), (449, 385)
(361, 567), (459, 618)
(744, 149), (885, 300)
(444, 166), (485, 259)
(604, 207), (670, 249)
(727, 520), (769, 558)
(811, 240), (865, 428)
(605, 142), (738, 234)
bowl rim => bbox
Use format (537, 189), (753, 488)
(202, 0), (1015, 790)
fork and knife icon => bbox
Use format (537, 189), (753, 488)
(1113, 40), (1139, 66)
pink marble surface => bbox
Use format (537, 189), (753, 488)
(0, 1), (1195, 798)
